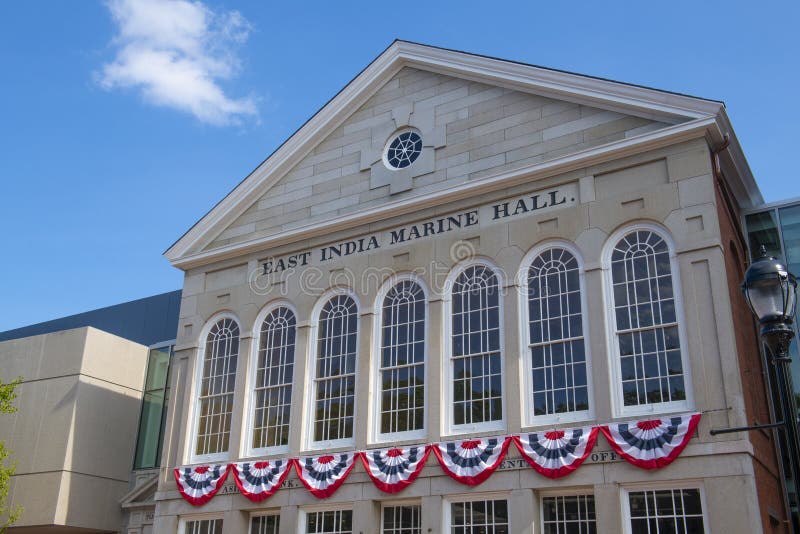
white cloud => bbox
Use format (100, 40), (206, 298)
(99, 0), (258, 126)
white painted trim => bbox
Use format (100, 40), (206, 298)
(167, 118), (718, 270)
(369, 273), (430, 444)
(241, 299), (297, 459)
(441, 258), (507, 437)
(516, 240), (595, 427)
(600, 222), (694, 418)
(620, 481), (709, 534)
(185, 312), (242, 465)
(303, 287), (361, 451)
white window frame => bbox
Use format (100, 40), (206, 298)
(185, 312), (241, 465)
(442, 258), (507, 437)
(304, 287), (360, 451)
(621, 481), (709, 534)
(299, 503), (354, 534)
(242, 300), (297, 458)
(249, 510), (281, 534)
(601, 222), (694, 417)
(370, 274), (429, 444)
(517, 241), (594, 427)
(178, 514), (224, 534)
(538, 488), (597, 533)
(381, 499), (423, 534)
(443, 491), (511, 533)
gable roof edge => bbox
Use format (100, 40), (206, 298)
(165, 41), (742, 265)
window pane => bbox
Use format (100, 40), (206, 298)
(610, 231), (685, 407)
(251, 515), (280, 534)
(628, 489), (705, 534)
(195, 318), (239, 456)
(542, 495), (596, 534)
(449, 500), (509, 534)
(451, 265), (503, 426)
(527, 248), (589, 418)
(380, 281), (426, 435)
(252, 307), (296, 449)
(314, 296), (358, 442)
(185, 519), (223, 534)
(307, 510), (353, 534)
(383, 505), (421, 534)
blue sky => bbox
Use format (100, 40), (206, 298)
(1, 0), (798, 331)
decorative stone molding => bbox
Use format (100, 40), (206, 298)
(360, 102), (446, 194)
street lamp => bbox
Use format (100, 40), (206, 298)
(742, 247), (799, 530)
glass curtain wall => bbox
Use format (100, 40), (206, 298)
(133, 345), (173, 469)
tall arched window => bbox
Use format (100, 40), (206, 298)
(448, 263), (503, 431)
(607, 227), (689, 413)
(194, 317), (239, 459)
(524, 246), (590, 423)
(249, 305), (296, 453)
(312, 293), (359, 445)
(377, 279), (426, 439)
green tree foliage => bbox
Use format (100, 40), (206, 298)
(0, 377), (22, 532)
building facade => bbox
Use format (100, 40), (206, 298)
(110, 43), (787, 533)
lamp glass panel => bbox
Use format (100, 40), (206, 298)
(747, 276), (788, 320)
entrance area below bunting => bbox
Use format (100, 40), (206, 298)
(513, 426), (599, 478)
(601, 413), (701, 469)
(360, 445), (430, 493)
(231, 460), (292, 502)
(294, 452), (357, 498)
(173, 464), (230, 506)
(433, 436), (510, 486)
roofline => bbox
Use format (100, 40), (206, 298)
(393, 39), (724, 105)
(164, 40), (761, 266)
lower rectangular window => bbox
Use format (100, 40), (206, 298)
(184, 518), (223, 534)
(542, 494), (596, 534)
(383, 504), (421, 533)
(306, 509), (353, 534)
(627, 488), (705, 533)
(449, 499), (509, 534)
(251, 514), (280, 534)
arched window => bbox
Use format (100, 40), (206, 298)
(377, 279), (426, 438)
(449, 263), (503, 430)
(194, 317), (239, 458)
(525, 246), (590, 423)
(607, 227), (688, 412)
(312, 293), (359, 445)
(249, 306), (296, 453)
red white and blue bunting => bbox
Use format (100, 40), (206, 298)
(359, 445), (431, 494)
(433, 436), (511, 486)
(601, 413), (701, 469)
(231, 460), (292, 502)
(513, 426), (599, 479)
(172, 413), (701, 506)
(294, 453), (357, 498)
(173, 464), (230, 506)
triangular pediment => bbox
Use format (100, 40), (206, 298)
(165, 41), (757, 268)
(120, 474), (157, 509)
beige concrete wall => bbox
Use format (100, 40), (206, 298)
(208, 67), (671, 250)
(0, 327), (148, 531)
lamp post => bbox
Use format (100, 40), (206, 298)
(742, 248), (800, 529)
